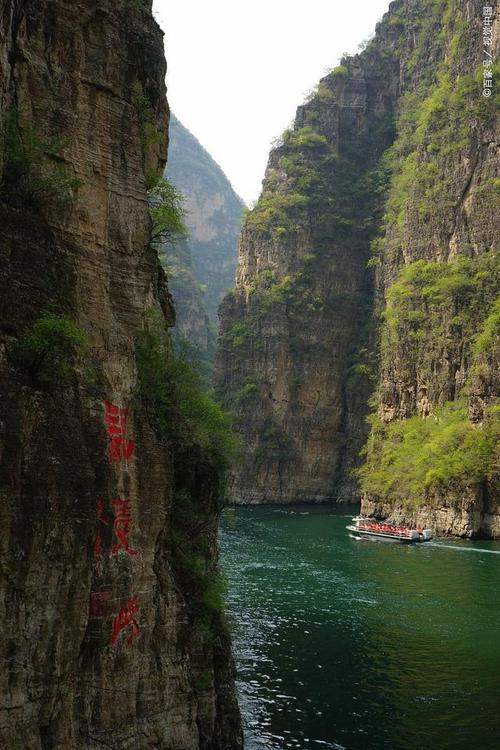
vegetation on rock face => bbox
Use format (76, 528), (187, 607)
(360, 252), (500, 508)
(135, 312), (236, 475)
(125, 0), (147, 10)
(136, 313), (235, 645)
(381, 252), (500, 380)
(380, 66), (497, 240)
(12, 314), (88, 383)
(234, 378), (259, 403)
(0, 108), (79, 208)
(358, 401), (500, 507)
(131, 79), (161, 147)
(148, 176), (187, 244)
(244, 99), (391, 241)
(216, 0), (498, 517)
(147, 169), (218, 380)
(169, 485), (231, 649)
(370, 0), (499, 264)
(472, 298), (500, 364)
(353, 0), (500, 523)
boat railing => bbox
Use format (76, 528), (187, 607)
(356, 521), (412, 537)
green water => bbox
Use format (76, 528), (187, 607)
(219, 505), (500, 750)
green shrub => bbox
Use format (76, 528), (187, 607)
(472, 297), (500, 359)
(358, 401), (500, 506)
(145, 168), (163, 190)
(13, 314), (88, 383)
(225, 321), (251, 347)
(331, 64), (349, 78)
(287, 126), (329, 150)
(201, 570), (228, 613)
(135, 312), (236, 473)
(381, 253), (500, 377)
(234, 379), (258, 403)
(0, 108), (79, 208)
(381, 59), (497, 239)
(131, 79), (160, 146)
(245, 190), (310, 232)
(148, 177), (187, 244)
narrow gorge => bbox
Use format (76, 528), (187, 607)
(0, 0), (499, 748)
(216, 0), (499, 536)
(157, 114), (243, 362)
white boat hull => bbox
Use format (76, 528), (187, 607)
(346, 524), (432, 544)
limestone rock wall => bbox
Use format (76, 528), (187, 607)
(0, 1), (241, 747)
(215, 5), (402, 504)
(216, 0), (499, 534)
(360, 0), (500, 537)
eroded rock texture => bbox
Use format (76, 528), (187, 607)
(216, 5), (402, 504)
(216, 0), (499, 532)
(360, 0), (500, 537)
(0, 1), (241, 747)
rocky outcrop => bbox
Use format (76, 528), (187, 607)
(216, 0), (499, 530)
(0, 1), (241, 748)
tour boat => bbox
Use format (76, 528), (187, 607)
(346, 516), (433, 543)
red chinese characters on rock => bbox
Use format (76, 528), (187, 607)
(111, 497), (138, 557)
(109, 596), (140, 647)
(95, 402), (141, 648)
(104, 401), (135, 463)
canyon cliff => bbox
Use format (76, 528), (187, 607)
(216, 0), (499, 536)
(161, 114), (243, 344)
(0, 1), (242, 748)
(155, 114), (243, 375)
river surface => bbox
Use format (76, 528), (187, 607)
(219, 505), (500, 750)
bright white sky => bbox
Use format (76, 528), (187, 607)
(152, 0), (391, 204)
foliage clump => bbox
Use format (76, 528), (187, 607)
(234, 378), (258, 403)
(365, 0), (497, 260)
(286, 126), (329, 150)
(381, 252), (500, 378)
(244, 190), (310, 233)
(135, 313), (236, 474)
(225, 321), (251, 348)
(472, 297), (500, 360)
(358, 401), (500, 506)
(131, 79), (160, 147)
(147, 176), (187, 245)
(13, 314), (88, 383)
(330, 64), (349, 78)
(0, 108), (79, 208)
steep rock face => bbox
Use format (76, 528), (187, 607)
(166, 114), (244, 327)
(216, 9), (402, 504)
(216, 0), (499, 523)
(0, 2), (241, 748)
(158, 232), (213, 353)
(359, 0), (499, 537)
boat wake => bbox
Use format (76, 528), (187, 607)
(428, 542), (500, 555)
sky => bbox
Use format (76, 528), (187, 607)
(152, 0), (391, 204)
